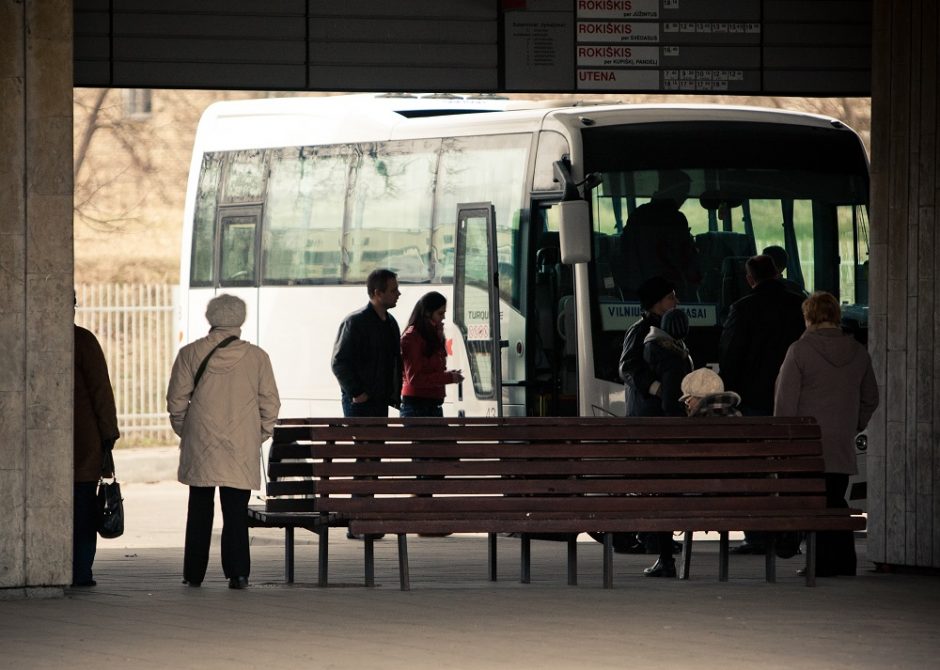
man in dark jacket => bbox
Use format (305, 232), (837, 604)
(609, 276), (677, 554)
(74, 301), (120, 587)
(332, 268), (403, 417)
(619, 276), (678, 417)
(331, 269), (402, 541)
(719, 254), (804, 553)
(719, 254), (805, 415)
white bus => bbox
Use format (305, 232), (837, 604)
(179, 93), (870, 427)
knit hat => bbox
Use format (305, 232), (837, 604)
(205, 294), (246, 328)
(660, 308), (689, 340)
(637, 276), (676, 311)
(678, 368), (724, 402)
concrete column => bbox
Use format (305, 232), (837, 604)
(868, 0), (940, 568)
(0, 0), (74, 594)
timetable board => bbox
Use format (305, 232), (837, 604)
(503, 0), (871, 95)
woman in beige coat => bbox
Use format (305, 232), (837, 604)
(774, 291), (878, 577)
(167, 294), (280, 589)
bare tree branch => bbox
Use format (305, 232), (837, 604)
(74, 88), (109, 178)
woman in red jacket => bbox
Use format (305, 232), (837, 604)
(400, 291), (463, 417)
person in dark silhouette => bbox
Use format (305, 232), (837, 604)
(73, 294), (120, 587)
(640, 308), (693, 577)
(719, 254), (805, 554)
(619, 169), (701, 301)
(775, 291), (878, 577)
(609, 277), (678, 554)
(619, 276), (678, 418)
(762, 245), (807, 297)
(331, 268), (403, 541)
(332, 268), (403, 418)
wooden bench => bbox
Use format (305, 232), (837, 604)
(246, 504), (334, 585)
(252, 416), (864, 589)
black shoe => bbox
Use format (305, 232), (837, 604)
(228, 576), (249, 589)
(346, 531), (385, 540)
(643, 558), (677, 578)
(182, 579), (201, 587)
(70, 579), (96, 587)
(730, 541), (766, 555)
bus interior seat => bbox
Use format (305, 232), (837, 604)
(593, 233), (621, 299)
(695, 231), (756, 304)
(720, 256), (751, 321)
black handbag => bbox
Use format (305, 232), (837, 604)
(97, 449), (124, 539)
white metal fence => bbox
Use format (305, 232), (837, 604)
(75, 284), (179, 446)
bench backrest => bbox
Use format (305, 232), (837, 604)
(264, 417), (827, 517)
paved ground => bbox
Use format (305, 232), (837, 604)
(1, 450), (938, 669)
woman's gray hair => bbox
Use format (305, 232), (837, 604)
(205, 294), (246, 328)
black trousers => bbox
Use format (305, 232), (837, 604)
(73, 481), (99, 584)
(184, 486), (251, 583)
(816, 473), (857, 575)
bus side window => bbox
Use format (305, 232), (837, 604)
(219, 210), (259, 285)
(191, 153), (223, 286)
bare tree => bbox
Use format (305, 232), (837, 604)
(73, 89), (176, 232)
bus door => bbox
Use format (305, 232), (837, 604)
(453, 203), (504, 417)
(215, 204), (262, 343)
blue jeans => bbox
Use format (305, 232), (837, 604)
(341, 392), (389, 417)
(400, 397), (443, 418)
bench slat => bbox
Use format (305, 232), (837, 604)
(265, 494), (829, 514)
(267, 477), (825, 497)
(275, 421), (820, 444)
(276, 416), (817, 428)
(268, 456), (826, 478)
(348, 513), (865, 534)
(269, 440), (823, 460)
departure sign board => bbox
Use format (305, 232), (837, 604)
(504, 0), (871, 95)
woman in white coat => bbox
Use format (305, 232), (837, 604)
(774, 291), (878, 577)
(167, 294), (280, 589)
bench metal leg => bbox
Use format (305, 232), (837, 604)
(397, 534), (410, 591)
(603, 533), (613, 589)
(365, 537), (375, 587)
(765, 534), (777, 583)
(520, 534), (531, 584)
(567, 537), (578, 586)
(719, 531), (729, 582)
(680, 531), (693, 580)
(805, 531), (817, 587)
(318, 527), (329, 587)
(488, 533), (498, 581)
(285, 526), (295, 583)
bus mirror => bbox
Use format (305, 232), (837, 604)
(557, 200), (591, 264)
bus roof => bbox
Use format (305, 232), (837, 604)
(193, 93), (857, 153)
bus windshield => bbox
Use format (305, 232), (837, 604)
(582, 120), (870, 383)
